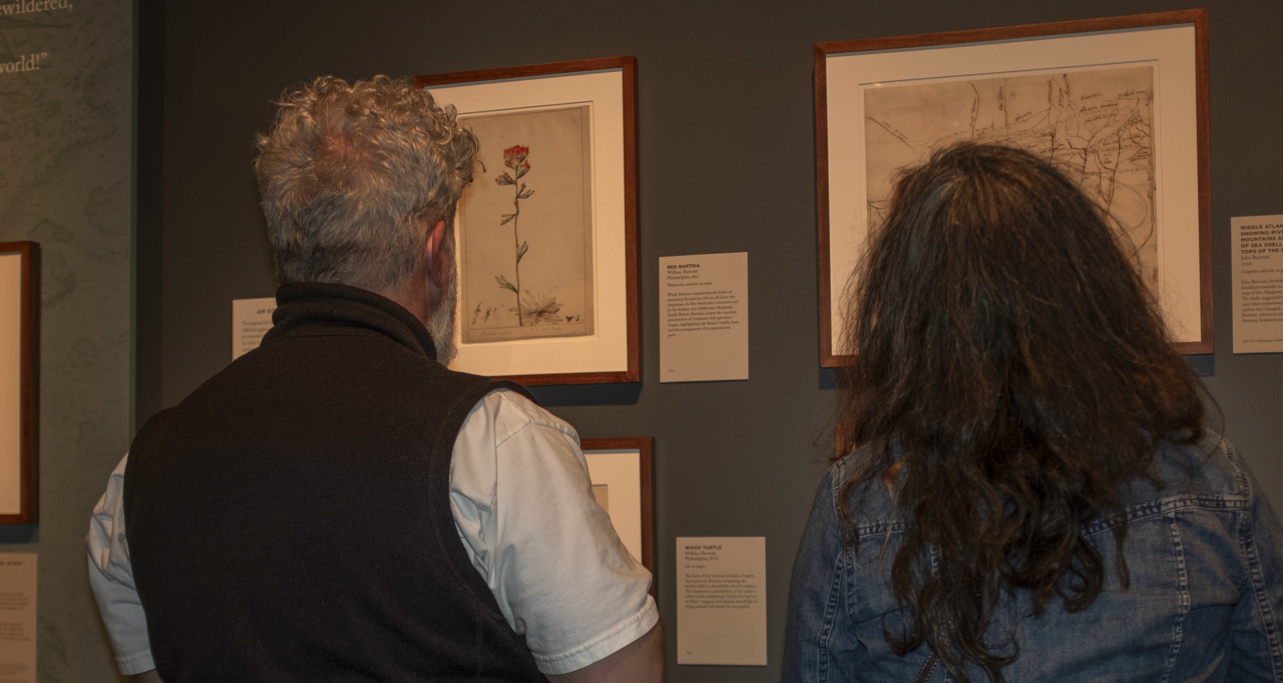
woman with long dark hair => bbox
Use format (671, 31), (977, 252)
(783, 143), (1283, 682)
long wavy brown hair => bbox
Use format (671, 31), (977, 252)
(837, 143), (1204, 681)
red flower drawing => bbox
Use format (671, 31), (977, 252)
(503, 145), (529, 169)
(495, 145), (532, 187)
(494, 145), (536, 326)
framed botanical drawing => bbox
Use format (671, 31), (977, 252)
(580, 437), (655, 596)
(816, 10), (1212, 363)
(0, 242), (38, 524)
(416, 57), (640, 385)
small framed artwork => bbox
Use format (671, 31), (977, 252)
(417, 57), (640, 385)
(0, 242), (38, 524)
(816, 10), (1212, 363)
(580, 437), (655, 596)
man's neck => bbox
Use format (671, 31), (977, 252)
(380, 281), (432, 328)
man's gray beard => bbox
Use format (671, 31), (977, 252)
(426, 253), (458, 366)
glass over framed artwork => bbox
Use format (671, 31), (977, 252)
(816, 10), (1212, 364)
(580, 437), (655, 597)
(416, 57), (640, 385)
(0, 242), (38, 524)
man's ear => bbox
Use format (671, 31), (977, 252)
(426, 220), (448, 289)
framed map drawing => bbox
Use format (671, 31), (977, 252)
(581, 437), (655, 596)
(417, 57), (639, 385)
(1, 242), (38, 524)
(816, 10), (1212, 364)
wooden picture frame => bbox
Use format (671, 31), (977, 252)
(834, 425), (855, 461)
(0, 241), (38, 524)
(417, 57), (640, 385)
(580, 437), (655, 597)
(816, 10), (1212, 364)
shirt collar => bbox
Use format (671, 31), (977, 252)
(264, 282), (438, 360)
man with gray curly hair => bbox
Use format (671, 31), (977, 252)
(87, 76), (662, 683)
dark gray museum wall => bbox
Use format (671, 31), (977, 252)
(135, 1), (1282, 681)
(0, 1), (132, 680)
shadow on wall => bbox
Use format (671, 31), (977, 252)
(0, 526), (38, 544)
(1187, 354), (1214, 377)
(819, 367), (838, 391)
(528, 383), (643, 407)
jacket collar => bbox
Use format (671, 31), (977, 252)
(263, 282), (438, 360)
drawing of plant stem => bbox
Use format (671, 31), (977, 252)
(494, 145), (534, 326)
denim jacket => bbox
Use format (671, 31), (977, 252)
(782, 435), (1283, 682)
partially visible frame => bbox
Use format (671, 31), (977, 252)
(580, 437), (655, 597)
(0, 242), (38, 524)
(835, 425), (855, 461)
(417, 57), (640, 385)
(817, 11), (1212, 363)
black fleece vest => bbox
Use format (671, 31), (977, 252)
(123, 283), (546, 683)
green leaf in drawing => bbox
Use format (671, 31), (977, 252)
(494, 172), (516, 186)
(517, 182), (534, 200)
(516, 241), (529, 264)
(499, 213), (516, 225)
(495, 274), (518, 294)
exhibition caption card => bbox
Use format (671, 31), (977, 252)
(232, 297), (276, 360)
(676, 537), (767, 666)
(0, 554), (36, 683)
(659, 253), (749, 382)
(1232, 215), (1283, 354)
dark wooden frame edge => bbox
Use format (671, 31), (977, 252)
(580, 436), (656, 599)
(416, 56), (642, 385)
(0, 241), (38, 525)
(834, 425), (854, 461)
(815, 10), (1213, 365)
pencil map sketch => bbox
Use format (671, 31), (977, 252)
(864, 65), (1159, 292)
(457, 105), (595, 343)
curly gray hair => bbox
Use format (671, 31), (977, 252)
(254, 75), (477, 291)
